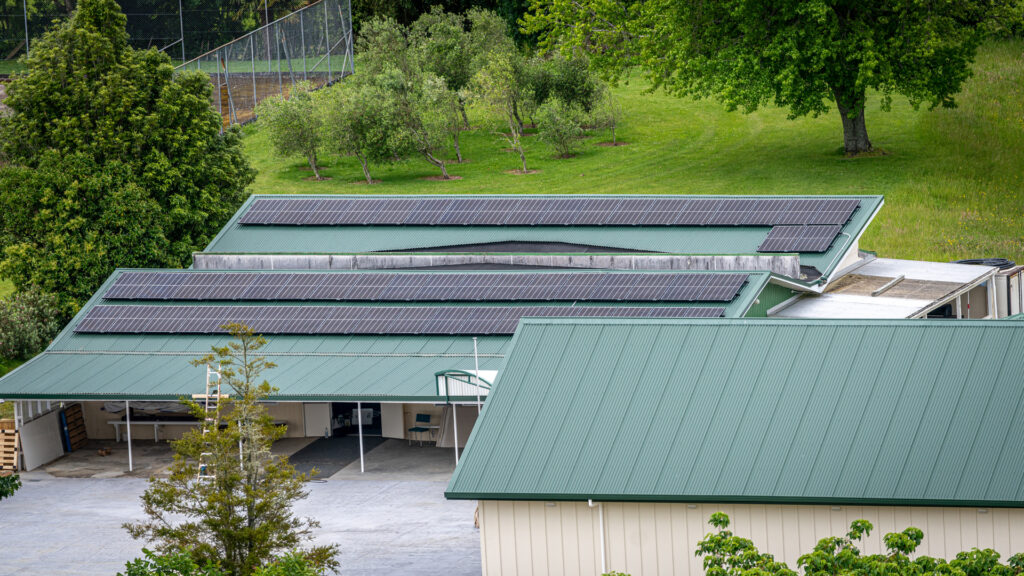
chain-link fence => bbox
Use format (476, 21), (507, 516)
(1, 1), (311, 73)
(177, 0), (352, 129)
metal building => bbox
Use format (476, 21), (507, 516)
(447, 317), (1024, 575)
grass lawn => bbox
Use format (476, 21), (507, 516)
(244, 40), (1024, 264)
(0, 280), (12, 298)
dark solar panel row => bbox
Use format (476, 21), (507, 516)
(239, 197), (860, 227)
(74, 305), (726, 335)
(756, 225), (842, 253)
(104, 271), (749, 303)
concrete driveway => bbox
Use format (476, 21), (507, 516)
(0, 441), (480, 576)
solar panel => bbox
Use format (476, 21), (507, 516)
(104, 272), (749, 303)
(74, 304), (726, 335)
(756, 225), (842, 253)
(237, 197), (861, 227)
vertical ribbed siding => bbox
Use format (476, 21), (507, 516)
(479, 501), (1024, 576)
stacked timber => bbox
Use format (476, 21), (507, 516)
(63, 404), (87, 451)
(0, 419), (18, 472)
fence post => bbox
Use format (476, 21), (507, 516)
(250, 34), (257, 112)
(22, 0), (30, 54)
(178, 0), (186, 63)
(324, 0), (332, 83)
(299, 8), (307, 81)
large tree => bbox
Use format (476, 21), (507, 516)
(524, 0), (1003, 154)
(0, 0), (254, 316)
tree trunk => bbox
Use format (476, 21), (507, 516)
(356, 153), (373, 184)
(836, 101), (872, 155)
(308, 154), (321, 180)
(512, 100), (525, 133)
(459, 99), (470, 130)
(452, 132), (463, 163)
(423, 150), (449, 179)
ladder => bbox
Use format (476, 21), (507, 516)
(192, 364), (227, 481)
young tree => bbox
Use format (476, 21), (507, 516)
(409, 7), (473, 128)
(592, 85), (623, 145)
(319, 77), (413, 183)
(536, 97), (585, 157)
(254, 82), (324, 180)
(401, 73), (459, 179)
(125, 324), (338, 576)
(525, 0), (1005, 154)
(473, 49), (529, 172)
(0, 0), (254, 316)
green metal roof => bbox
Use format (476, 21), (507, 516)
(203, 195), (884, 282)
(447, 318), (1024, 507)
(0, 269), (768, 401)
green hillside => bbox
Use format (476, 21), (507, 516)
(243, 40), (1024, 264)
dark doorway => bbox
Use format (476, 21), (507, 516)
(331, 402), (382, 436)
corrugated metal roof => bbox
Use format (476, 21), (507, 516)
(0, 334), (510, 401)
(203, 195), (884, 282)
(0, 269), (768, 400)
(447, 318), (1024, 507)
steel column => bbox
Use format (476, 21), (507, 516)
(357, 401), (364, 473)
(126, 400), (133, 472)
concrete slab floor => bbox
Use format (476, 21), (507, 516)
(2, 439), (480, 576)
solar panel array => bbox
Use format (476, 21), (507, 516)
(239, 197), (860, 227)
(756, 225), (842, 253)
(74, 305), (725, 335)
(104, 271), (748, 303)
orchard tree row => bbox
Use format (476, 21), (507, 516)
(256, 7), (622, 183)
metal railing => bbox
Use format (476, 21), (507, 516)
(176, 0), (353, 129)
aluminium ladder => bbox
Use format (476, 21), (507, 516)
(192, 364), (227, 481)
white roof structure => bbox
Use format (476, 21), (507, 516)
(773, 258), (997, 319)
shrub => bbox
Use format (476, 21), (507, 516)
(0, 289), (61, 360)
(0, 473), (20, 501)
(537, 97), (587, 157)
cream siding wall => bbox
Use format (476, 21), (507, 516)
(478, 500), (1024, 576)
(82, 401), (306, 440)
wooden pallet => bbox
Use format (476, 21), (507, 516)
(63, 403), (87, 451)
(0, 429), (18, 471)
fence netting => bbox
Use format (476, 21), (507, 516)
(178, 0), (352, 128)
(1, 1), (335, 69)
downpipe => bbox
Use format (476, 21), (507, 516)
(589, 499), (606, 574)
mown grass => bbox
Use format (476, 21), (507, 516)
(218, 40), (1020, 263)
(0, 280), (12, 298)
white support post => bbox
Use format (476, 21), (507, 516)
(357, 401), (364, 474)
(956, 295), (962, 319)
(452, 403), (459, 465)
(473, 337), (481, 413)
(126, 400), (133, 472)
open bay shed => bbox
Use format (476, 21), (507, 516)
(447, 317), (1024, 576)
(0, 268), (776, 472)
